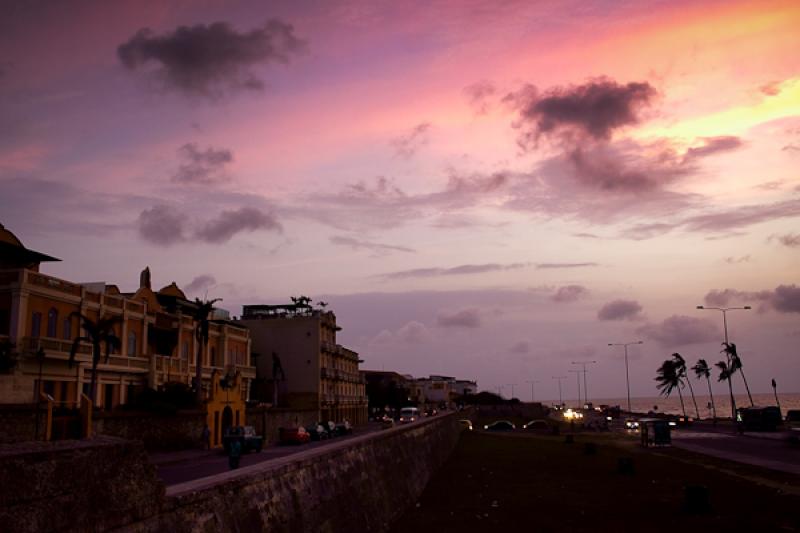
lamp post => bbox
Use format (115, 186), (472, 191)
(525, 380), (540, 402)
(571, 360), (596, 407)
(507, 383), (517, 400)
(34, 346), (45, 440)
(568, 370), (582, 407)
(696, 305), (751, 420)
(608, 341), (643, 415)
(552, 376), (566, 407)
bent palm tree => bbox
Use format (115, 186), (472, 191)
(193, 298), (221, 404)
(722, 342), (753, 407)
(716, 360), (737, 423)
(692, 359), (716, 424)
(672, 353), (700, 420)
(655, 359), (686, 418)
(68, 313), (121, 406)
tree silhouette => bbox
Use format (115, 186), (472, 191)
(68, 313), (121, 406)
(692, 359), (716, 424)
(655, 359), (686, 418)
(715, 360), (737, 423)
(193, 298), (221, 404)
(722, 342), (753, 407)
(672, 353), (700, 420)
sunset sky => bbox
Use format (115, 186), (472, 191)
(1, 0), (798, 400)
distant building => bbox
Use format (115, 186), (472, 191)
(240, 303), (367, 424)
(414, 375), (478, 407)
(0, 223), (254, 446)
(361, 370), (411, 416)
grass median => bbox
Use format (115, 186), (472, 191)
(391, 430), (799, 532)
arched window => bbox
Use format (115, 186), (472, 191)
(181, 341), (189, 361)
(127, 331), (137, 357)
(30, 312), (42, 338)
(47, 308), (58, 337)
(62, 316), (72, 340)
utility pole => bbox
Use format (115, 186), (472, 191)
(568, 369), (582, 407)
(609, 341), (643, 414)
(571, 361), (597, 406)
(525, 380), (540, 402)
(507, 383), (517, 400)
(552, 376), (566, 407)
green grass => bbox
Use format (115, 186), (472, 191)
(391, 431), (799, 532)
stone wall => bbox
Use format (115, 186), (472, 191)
(246, 406), (319, 444)
(125, 412), (462, 532)
(0, 403), (38, 443)
(93, 410), (206, 452)
(0, 437), (164, 533)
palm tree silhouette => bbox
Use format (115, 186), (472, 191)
(715, 359), (737, 423)
(193, 298), (221, 404)
(722, 342), (753, 407)
(68, 312), (121, 405)
(655, 359), (686, 418)
(692, 359), (716, 424)
(672, 353), (700, 420)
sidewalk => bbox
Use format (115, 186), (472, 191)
(148, 448), (221, 466)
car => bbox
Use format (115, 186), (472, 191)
(279, 426), (311, 445)
(786, 410), (800, 430)
(399, 407), (420, 423)
(380, 416), (395, 429)
(335, 420), (353, 436)
(483, 420), (515, 431)
(459, 419), (473, 431)
(222, 425), (263, 453)
(522, 419), (549, 431)
(305, 423), (329, 441)
(624, 419), (640, 430)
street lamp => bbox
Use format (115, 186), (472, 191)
(507, 383), (517, 400)
(571, 360), (596, 407)
(34, 346), (46, 440)
(525, 380), (540, 402)
(568, 369), (582, 407)
(608, 341), (643, 415)
(552, 376), (566, 407)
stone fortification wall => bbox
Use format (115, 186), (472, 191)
(125, 412), (462, 532)
(0, 437), (163, 533)
(246, 406), (320, 444)
(93, 410), (206, 452)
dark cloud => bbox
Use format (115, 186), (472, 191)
(724, 255), (751, 264)
(636, 315), (719, 346)
(772, 285), (800, 313)
(137, 205), (187, 245)
(783, 144), (800, 152)
(330, 236), (415, 255)
(173, 143), (233, 185)
(573, 232), (601, 239)
(683, 136), (743, 160)
(702, 285), (800, 314)
(536, 262), (597, 269)
(597, 299), (643, 321)
(117, 20), (305, 97)
(703, 288), (771, 308)
(769, 233), (800, 247)
(381, 262), (529, 281)
(436, 308), (481, 328)
(551, 285), (589, 303)
(391, 122), (431, 158)
(195, 207), (282, 243)
(463, 81), (496, 115)
(506, 77), (656, 148)
(681, 198), (800, 233)
(184, 274), (217, 295)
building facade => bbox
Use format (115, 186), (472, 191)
(0, 224), (254, 445)
(240, 303), (367, 425)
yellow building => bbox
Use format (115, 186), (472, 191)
(0, 224), (254, 445)
(240, 303), (368, 425)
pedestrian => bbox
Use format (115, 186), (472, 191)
(228, 438), (242, 469)
(201, 424), (210, 450)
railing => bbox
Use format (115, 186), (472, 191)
(85, 291), (101, 303)
(25, 336), (91, 356)
(107, 355), (149, 370)
(155, 355), (189, 375)
(104, 295), (123, 309)
(125, 300), (144, 313)
(26, 271), (83, 296)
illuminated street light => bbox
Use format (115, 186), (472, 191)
(608, 341), (643, 415)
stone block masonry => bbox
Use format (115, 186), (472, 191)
(123, 411), (462, 532)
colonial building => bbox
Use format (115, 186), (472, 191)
(0, 224), (254, 445)
(240, 303), (367, 425)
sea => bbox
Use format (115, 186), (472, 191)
(559, 392), (800, 418)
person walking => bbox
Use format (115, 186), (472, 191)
(228, 438), (242, 469)
(201, 424), (211, 450)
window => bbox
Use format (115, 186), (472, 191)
(30, 312), (42, 338)
(46, 308), (58, 337)
(128, 331), (137, 357)
(210, 347), (217, 367)
(62, 316), (72, 340)
(181, 341), (189, 361)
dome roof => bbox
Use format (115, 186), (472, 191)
(158, 282), (187, 300)
(0, 223), (24, 248)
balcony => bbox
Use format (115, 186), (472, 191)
(25, 271), (83, 297)
(154, 355), (189, 375)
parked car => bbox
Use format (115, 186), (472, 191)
(786, 410), (800, 430)
(325, 420), (337, 436)
(335, 420), (353, 436)
(279, 426), (311, 445)
(222, 425), (263, 453)
(459, 419), (473, 431)
(399, 407), (420, 423)
(737, 406), (783, 431)
(624, 419), (640, 430)
(305, 423), (329, 441)
(381, 415), (395, 429)
(522, 419), (549, 431)
(483, 420), (515, 431)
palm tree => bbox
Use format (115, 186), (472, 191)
(715, 360), (737, 423)
(692, 359), (716, 424)
(193, 298), (221, 404)
(672, 353), (700, 420)
(68, 313), (121, 406)
(722, 342), (753, 406)
(655, 359), (686, 418)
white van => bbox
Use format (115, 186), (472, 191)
(399, 407), (420, 423)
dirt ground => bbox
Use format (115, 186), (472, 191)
(391, 430), (800, 532)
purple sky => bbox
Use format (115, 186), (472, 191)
(1, 0), (799, 400)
